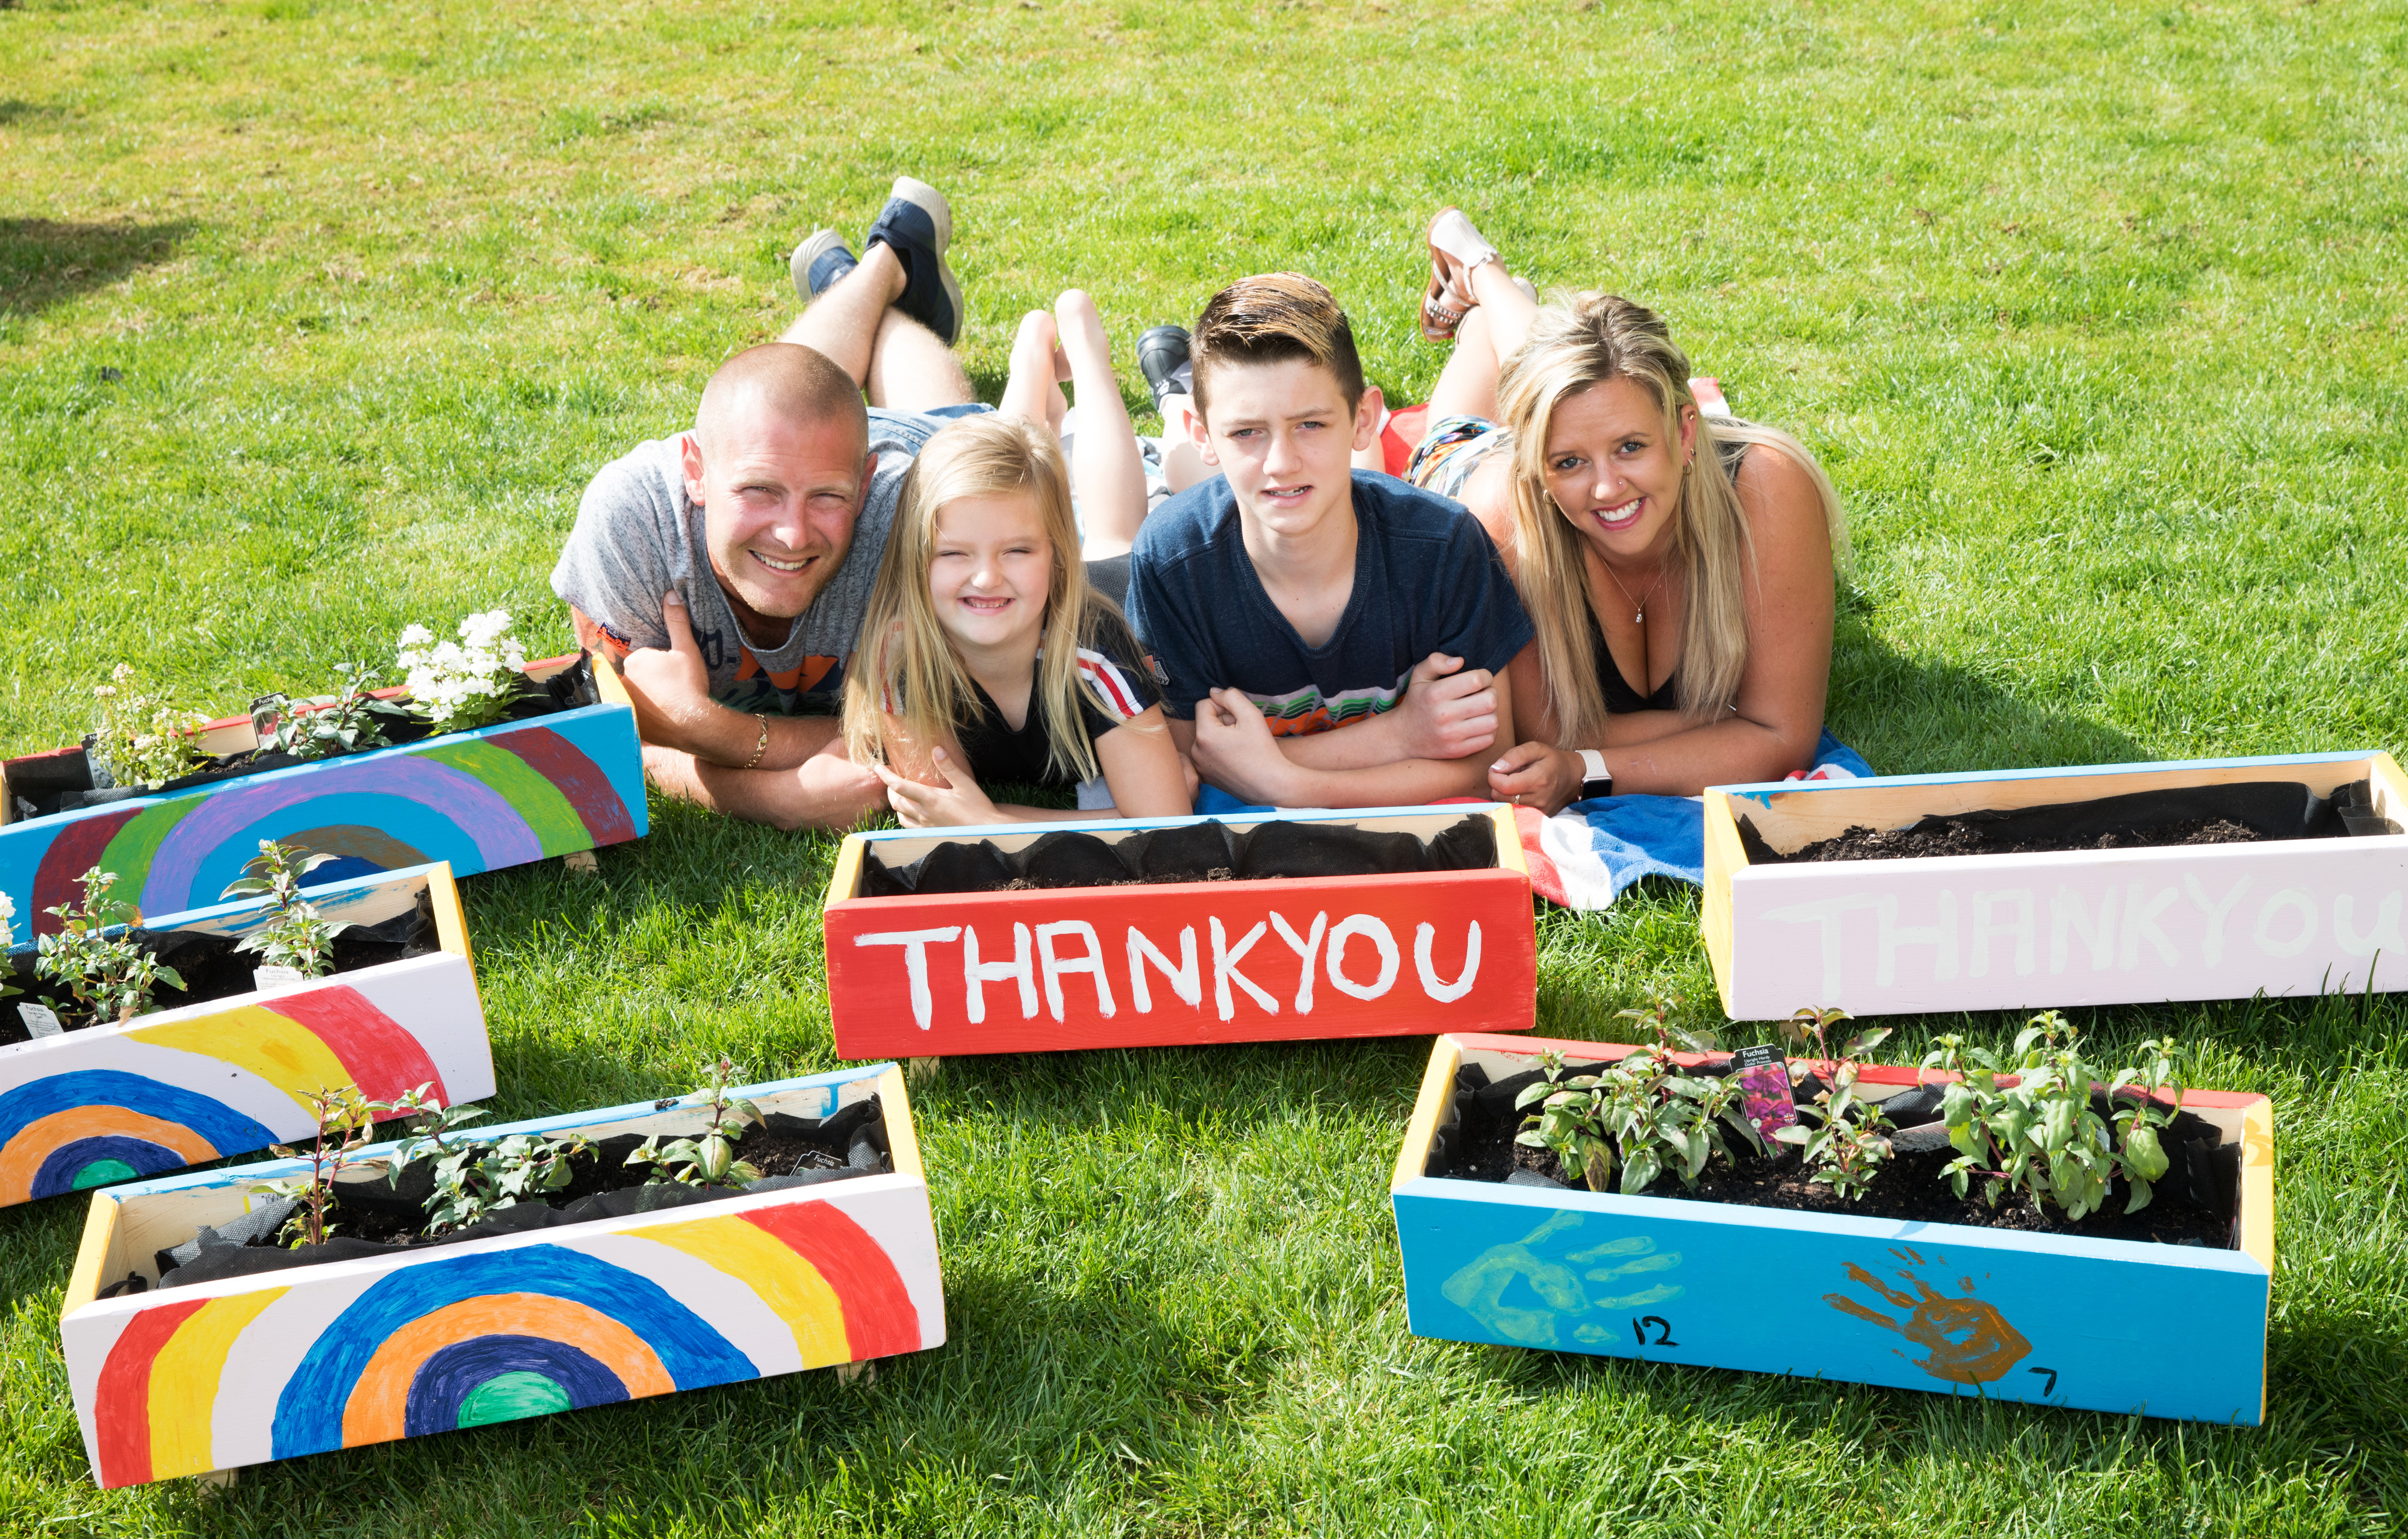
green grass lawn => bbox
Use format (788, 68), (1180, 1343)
(4, 0), (2406, 1532)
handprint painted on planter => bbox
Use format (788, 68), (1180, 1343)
(1440, 1211), (1682, 1349)
(1825, 1248), (2031, 1384)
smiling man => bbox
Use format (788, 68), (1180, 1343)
(551, 176), (983, 828)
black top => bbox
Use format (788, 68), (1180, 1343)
(1587, 436), (1752, 715)
(954, 610), (1162, 788)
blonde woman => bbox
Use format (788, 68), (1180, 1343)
(842, 411), (1190, 827)
(1407, 210), (1848, 811)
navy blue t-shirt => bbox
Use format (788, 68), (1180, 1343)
(1125, 471), (1534, 736)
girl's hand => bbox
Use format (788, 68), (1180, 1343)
(1488, 742), (1584, 816)
(874, 749), (1003, 829)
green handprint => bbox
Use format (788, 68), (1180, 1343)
(1441, 1211), (1683, 1348)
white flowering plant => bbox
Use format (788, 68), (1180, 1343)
(90, 663), (211, 789)
(396, 610), (528, 733)
(1, 892), (19, 1001)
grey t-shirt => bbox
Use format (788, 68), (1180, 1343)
(550, 410), (937, 717)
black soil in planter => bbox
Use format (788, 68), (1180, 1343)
(1432, 1060), (2241, 1249)
(146, 1096), (896, 1292)
(7, 659), (601, 823)
(1742, 777), (2400, 866)
(2, 895), (439, 1047)
(860, 814), (1498, 898)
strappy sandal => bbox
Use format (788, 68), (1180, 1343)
(1419, 207), (1503, 343)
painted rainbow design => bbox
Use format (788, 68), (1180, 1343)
(0, 983), (458, 1204)
(5, 705), (645, 935)
(72, 1085), (940, 1489)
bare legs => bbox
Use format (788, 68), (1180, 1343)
(778, 243), (973, 412)
(1001, 290), (1150, 559)
(1426, 258), (1541, 425)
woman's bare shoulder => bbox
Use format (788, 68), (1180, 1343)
(1731, 441), (1830, 546)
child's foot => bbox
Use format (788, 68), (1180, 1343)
(864, 176), (964, 345)
(1421, 207), (1502, 342)
(790, 229), (858, 306)
(1137, 325), (1192, 413)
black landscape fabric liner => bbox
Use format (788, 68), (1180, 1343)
(1432, 1059), (2239, 1248)
(858, 814), (1498, 898)
(152, 1099), (892, 1290)
(6, 658), (601, 822)
(1741, 777), (2399, 865)
(2, 897), (438, 1046)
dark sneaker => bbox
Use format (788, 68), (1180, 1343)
(790, 229), (858, 305)
(864, 176), (963, 345)
(1137, 325), (1193, 412)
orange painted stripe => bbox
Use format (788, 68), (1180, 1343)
(340, 1293), (672, 1447)
(0, 1108), (219, 1205)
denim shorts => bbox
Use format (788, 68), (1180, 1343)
(867, 401), (995, 456)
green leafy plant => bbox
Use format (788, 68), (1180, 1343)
(89, 662), (210, 789)
(1, 892), (19, 1003)
(402, 1110), (594, 1234)
(1769, 1007), (1899, 1202)
(1922, 1012), (2183, 1220)
(34, 867), (185, 1025)
(1516, 1043), (1764, 1196)
(269, 663), (410, 761)
(248, 1081), (439, 1248)
(626, 1056), (765, 1189)
(1615, 993), (1723, 1056)
(220, 839), (356, 977)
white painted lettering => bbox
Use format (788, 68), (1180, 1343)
(1270, 910), (1329, 1013)
(2335, 892), (2403, 959)
(1414, 921), (1483, 1002)
(1875, 892), (1958, 986)
(1326, 915), (1401, 1001)
(963, 922), (1036, 1023)
(851, 927), (961, 1030)
(2118, 883), (2181, 969)
(2049, 886), (2119, 974)
(1037, 921), (1116, 1021)
(2183, 874), (2253, 967)
(1126, 925), (1201, 1013)
(1764, 897), (1877, 1001)
(1969, 889), (2034, 978)
(2253, 889), (2318, 959)
(1211, 916), (1280, 1021)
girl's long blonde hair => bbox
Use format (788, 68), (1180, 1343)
(1494, 291), (1849, 749)
(842, 413), (1119, 784)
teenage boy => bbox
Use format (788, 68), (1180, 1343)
(1124, 273), (1534, 807)
(552, 176), (981, 830)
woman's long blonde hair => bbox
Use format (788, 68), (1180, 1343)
(1494, 292), (1849, 749)
(843, 414), (1119, 784)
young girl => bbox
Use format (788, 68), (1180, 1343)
(842, 411), (1191, 827)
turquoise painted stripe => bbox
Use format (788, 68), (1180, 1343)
(1711, 750), (2382, 808)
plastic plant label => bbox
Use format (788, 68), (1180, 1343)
(252, 966), (306, 990)
(250, 693), (288, 740)
(17, 1003), (63, 1038)
(1731, 1044), (1796, 1136)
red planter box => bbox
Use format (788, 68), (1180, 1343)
(823, 808), (1537, 1057)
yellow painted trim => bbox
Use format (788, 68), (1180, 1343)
(1391, 1035), (1464, 1194)
(62, 1193), (119, 1317)
(2366, 752), (2408, 826)
(589, 646), (635, 709)
(2238, 1098), (2274, 1275)
(874, 1065), (926, 1184)
(1699, 792), (1745, 1015)
(1485, 805), (1529, 877)
(426, 863), (472, 965)
(825, 836), (867, 913)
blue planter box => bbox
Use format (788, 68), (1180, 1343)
(1391, 1033), (2275, 1425)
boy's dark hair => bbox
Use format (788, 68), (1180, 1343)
(1190, 273), (1367, 420)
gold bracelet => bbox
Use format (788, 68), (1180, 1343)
(742, 712), (769, 770)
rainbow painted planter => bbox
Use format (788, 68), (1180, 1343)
(60, 1062), (943, 1488)
(2, 863), (494, 1207)
(1, 652), (646, 934)
(1392, 1033), (2276, 1425)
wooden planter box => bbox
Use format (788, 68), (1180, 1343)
(60, 1062), (943, 1488)
(822, 806), (1537, 1058)
(1392, 1033), (2275, 1425)
(1703, 751), (2408, 1019)
(2, 862), (494, 1208)
(1, 651), (647, 936)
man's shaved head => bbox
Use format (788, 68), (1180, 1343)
(694, 343), (867, 466)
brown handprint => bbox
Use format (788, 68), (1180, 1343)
(1825, 1249), (2031, 1385)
